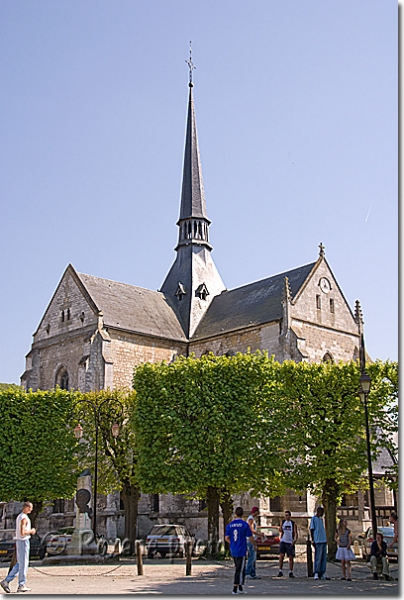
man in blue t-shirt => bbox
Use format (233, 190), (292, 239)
(225, 506), (255, 595)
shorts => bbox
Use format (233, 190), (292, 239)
(279, 541), (295, 557)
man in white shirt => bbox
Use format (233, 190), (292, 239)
(1, 501), (36, 593)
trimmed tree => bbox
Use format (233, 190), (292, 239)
(0, 388), (80, 525)
(132, 352), (286, 553)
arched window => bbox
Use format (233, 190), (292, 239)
(323, 353), (333, 364)
(56, 366), (69, 390)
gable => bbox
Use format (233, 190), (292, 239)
(33, 265), (99, 344)
(291, 258), (358, 335)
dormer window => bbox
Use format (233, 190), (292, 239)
(195, 283), (209, 301)
(175, 283), (187, 301)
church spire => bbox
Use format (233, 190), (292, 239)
(160, 52), (225, 338)
(175, 76), (211, 250)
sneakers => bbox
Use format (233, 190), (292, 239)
(320, 575), (330, 580)
(17, 586), (31, 593)
(277, 570), (283, 577)
(232, 591), (238, 595)
(314, 573), (319, 580)
(289, 572), (295, 578)
(373, 573), (379, 580)
(0, 581), (11, 594)
(249, 575), (261, 580)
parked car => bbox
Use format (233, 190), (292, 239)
(146, 524), (194, 558)
(255, 526), (280, 559)
(359, 526), (398, 561)
(0, 530), (46, 561)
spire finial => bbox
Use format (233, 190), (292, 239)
(185, 41), (196, 87)
(319, 242), (325, 258)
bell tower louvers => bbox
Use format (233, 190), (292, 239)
(160, 81), (226, 338)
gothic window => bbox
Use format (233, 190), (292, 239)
(199, 499), (207, 511)
(61, 310), (65, 322)
(316, 295), (321, 309)
(270, 496), (281, 512)
(152, 494), (159, 512)
(330, 298), (335, 313)
(198, 221), (202, 238)
(323, 353), (334, 363)
(194, 220), (198, 237)
(56, 366), (69, 390)
(67, 308), (71, 320)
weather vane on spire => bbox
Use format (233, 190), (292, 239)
(185, 41), (196, 85)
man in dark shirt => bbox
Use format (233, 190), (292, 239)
(370, 532), (392, 580)
(225, 507), (255, 595)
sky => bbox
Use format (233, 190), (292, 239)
(0, 0), (398, 384)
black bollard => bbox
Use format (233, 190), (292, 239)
(136, 540), (144, 576)
(306, 538), (313, 577)
(185, 541), (192, 576)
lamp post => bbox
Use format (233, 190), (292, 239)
(73, 397), (123, 538)
(359, 371), (378, 538)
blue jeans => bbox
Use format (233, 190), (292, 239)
(314, 542), (327, 578)
(245, 539), (256, 577)
(5, 540), (30, 587)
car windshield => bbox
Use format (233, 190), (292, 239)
(149, 526), (177, 536)
(257, 527), (279, 537)
(0, 531), (14, 541)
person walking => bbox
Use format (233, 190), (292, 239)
(1, 501), (36, 593)
(225, 506), (255, 595)
(245, 506), (261, 580)
(334, 519), (355, 580)
(277, 510), (298, 578)
(310, 506), (329, 580)
(370, 532), (392, 581)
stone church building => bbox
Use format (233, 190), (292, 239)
(18, 79), (392, 542)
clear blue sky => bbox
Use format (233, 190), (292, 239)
(0, 0), (398, 384)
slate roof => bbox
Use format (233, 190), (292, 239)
(76, 271), (186, 341)
(192, 262), (316, 340)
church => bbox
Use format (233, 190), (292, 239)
(20, 71), (390, 541)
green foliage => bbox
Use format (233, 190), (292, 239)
(367, 360), (398, 490)
(0, 388), (81, 502)
(71, 388), (139, 494)
(132, 351), (287, 499)
(271, 360), (367, 500)
(0, 383), (23, 391)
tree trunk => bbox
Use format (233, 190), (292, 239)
(30, 501), (43, 529)
(322, 479), (339, 560)
(121, 482), (140, 555)
(220, 488), (233, 553)
(206, 486), (220, 557)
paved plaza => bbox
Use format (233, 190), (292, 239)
(0, 555), (398, 596)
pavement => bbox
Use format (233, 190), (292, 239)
(0, 555), (398, 596)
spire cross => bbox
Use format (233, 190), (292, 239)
(185, 41), (196, 85)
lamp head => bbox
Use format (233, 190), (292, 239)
(360, 371), (371, 394)
(74, 423), (83, 439)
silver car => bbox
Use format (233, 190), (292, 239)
(359, 526), (398, 561)
(146, 524), (194, 558)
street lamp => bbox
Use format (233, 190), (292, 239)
(73, 398), (123, 538)
(359, 371), (378, 539)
